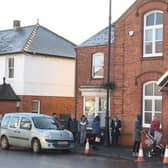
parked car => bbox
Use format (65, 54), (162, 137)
(0, 112), (75, 153)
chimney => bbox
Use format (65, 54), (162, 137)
(13, 20), (21, 29)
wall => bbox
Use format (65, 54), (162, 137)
(19, 95), (74, 116)
(0, 101), (18, 114)
(23, 53), (75, 97)
(76, 0), (168, 145)
(0, 53), (75, 97)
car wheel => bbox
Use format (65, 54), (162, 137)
(32, 139), (41, 153)
(1, 136), (9, 150)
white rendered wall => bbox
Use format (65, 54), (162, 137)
(0, 54), (25, 94)
(23, 54), (75, 97)
(0, 54), (75, 97)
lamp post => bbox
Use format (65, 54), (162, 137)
(104, 0), (112, 146)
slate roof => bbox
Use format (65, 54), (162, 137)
(77, 25), (115, 48)
(0, 82), (20, 101)
(0, 24), (76, 58)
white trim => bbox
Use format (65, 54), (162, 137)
(32, 100), (40, 114)
(143, 10), (163, 57)
(92, 52), (104, 79)
(6, 56), (15, 79)
(157, 71), (168, 86)
(142, 81), (162, 128)
(79, 87), (106, 96)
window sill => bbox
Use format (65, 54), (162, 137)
(141, 56), (163, 61)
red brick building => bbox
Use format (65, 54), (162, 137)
(76, 0), (168, 145)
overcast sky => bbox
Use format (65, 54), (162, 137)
(1, 0), (136, 45)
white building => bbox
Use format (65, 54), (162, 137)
(0, 20), (76, 116)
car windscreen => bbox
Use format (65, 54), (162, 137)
(32, 116), (61, 130)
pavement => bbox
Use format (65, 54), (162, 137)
(74, 143), (164, 163)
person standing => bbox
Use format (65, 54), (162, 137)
(150, 115), (160, 136)
(111, 116), (121, 146)
(79, 115), (88, 145)
(68, 116), (78, 142)
(92, 115), (101, 150)
(132, 114), (142, 156)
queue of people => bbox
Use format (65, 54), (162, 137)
(51, 112), (163, 158)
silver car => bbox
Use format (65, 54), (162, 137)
(0, 113), (75, 153)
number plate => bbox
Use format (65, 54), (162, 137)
(57, 141), (68, 145)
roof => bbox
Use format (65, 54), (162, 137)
(0, 24), (76, 58)
(77, 26), (115, 48)
(76, 0), (141, 48)
(0, 82), (20, 101)
(157, 71), (168, 91)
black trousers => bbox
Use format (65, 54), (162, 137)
(111, 134), (119, 145)
(133, 140), (140, 153)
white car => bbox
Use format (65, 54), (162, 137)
(0, 112), (75, 153)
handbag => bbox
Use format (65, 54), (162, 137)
(95, 136), (101, 143)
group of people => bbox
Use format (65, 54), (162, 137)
(132, 114), (161, 157)
(66, 114), (122, 149)
(52, 112), (162, 156)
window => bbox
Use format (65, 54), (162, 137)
(1, 116), (11, 128)
(92, 53), (104, 79)
(9, 117), (19, 128)
(143, 81), (162, 127)
(32, 100), (40, 113)
(7, 57), (14, 78)
(20, 118), (32, 130)
(144, 11), (163, 57)
(84, 96), (106, 127)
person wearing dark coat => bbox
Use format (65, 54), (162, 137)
(111, 116), (121, 146)
(132, 114), (142, 156)
(92, 115), (101, 150)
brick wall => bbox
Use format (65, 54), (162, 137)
(0, 101), (18, 114)
(76, 0), (168, 145)
(18, 96), (74, 117)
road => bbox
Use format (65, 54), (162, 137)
(0, 148), (166, 168)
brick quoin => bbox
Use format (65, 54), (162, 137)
(76, 0), (168, 145)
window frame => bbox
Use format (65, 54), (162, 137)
(7, 57), (15, 79)
(32, 100), (40, 114)
(92, 52), (104, 79)
(142, 81), (162, 128)
(20, 117), (32, 130)
(143, 10), (163, 57)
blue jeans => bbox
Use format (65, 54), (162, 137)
(80, 131), (86, 145)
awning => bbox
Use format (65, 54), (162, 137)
(157, 71), (168, 91)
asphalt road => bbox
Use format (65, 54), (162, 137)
(0, 148), (166, 168)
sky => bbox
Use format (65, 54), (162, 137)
(0, 0), (136, 45)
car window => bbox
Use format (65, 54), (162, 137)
(20, 117), (32, 130)
(9, 117), (20, 128)
(1, 116), (11, 128)
(32, 116), (60, 130)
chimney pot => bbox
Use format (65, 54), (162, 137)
(13, 20), (21, 29)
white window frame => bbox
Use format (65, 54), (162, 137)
(143, 10), (163, 57)
(7, 57), (15, 79)
(142, 81), (162, 128)
(32, 100), (40, 114)
(92, 52), (104, 79)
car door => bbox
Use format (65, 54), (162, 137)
(7, 116), (21, 146)
(17, 117), (32, 147)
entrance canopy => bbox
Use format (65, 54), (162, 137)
(157, 71), (168, 91)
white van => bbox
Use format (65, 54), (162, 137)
(0, 113), (75, 153)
